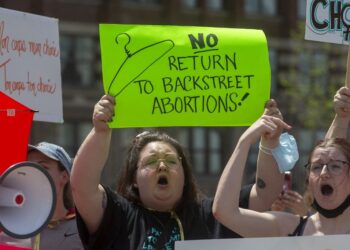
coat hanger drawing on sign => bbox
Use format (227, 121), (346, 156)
(107, 32), (175, 97)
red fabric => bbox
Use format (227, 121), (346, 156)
(0, 92), (34, 175)
(0, 244), (32, 250)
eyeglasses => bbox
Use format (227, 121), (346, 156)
(306, 160), (349, 176)
(141, 155), (182, 169)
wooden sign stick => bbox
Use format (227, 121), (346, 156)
(346, 45), (350, 87)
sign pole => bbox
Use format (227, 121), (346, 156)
(346, 45), (350, 87)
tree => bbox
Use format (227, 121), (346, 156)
(277, 21), (346, 129)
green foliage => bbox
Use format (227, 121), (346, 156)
(277, 21), (345, 129)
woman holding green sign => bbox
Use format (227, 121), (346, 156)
(213, 86), (350, 237)
(70, 95), (288, 249)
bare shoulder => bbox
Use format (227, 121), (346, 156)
(269, 211), (303, 236)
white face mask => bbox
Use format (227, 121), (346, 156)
(271, 133), (299, 173)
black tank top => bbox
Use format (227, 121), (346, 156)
(288, 216), (309, 236)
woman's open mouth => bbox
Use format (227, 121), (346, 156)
(321, 184), (334, 196)
(157, 175), (168, 186)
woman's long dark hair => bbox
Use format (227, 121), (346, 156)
(116, 131), (204, 213)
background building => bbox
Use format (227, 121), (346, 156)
(1, 0), (347, 196)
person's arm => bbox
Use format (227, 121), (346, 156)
(249, 100), (284, 211)
(325, 86), (350, 139)
(213, 115), (298, 237)
(70, 95), (115, 234)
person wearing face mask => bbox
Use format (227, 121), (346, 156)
(213, 86), (350, 237)
(70, 95), (287, 250)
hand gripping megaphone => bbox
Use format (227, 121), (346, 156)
(0, 161), (56, 239)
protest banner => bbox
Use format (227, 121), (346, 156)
(175, 234), (350, 250)
(305, 0), (350, 87)
(305, 0), (350, 45)
(0, 92), (33, 175)
(99, 24), (270, 128)
(0, 7), (63, 123)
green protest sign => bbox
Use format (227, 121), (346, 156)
(99, 24), (270, 128)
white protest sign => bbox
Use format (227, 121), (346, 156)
(305, 0), (350, 44)
(0, 7), (63, 123)
(175, 234), (350, 250)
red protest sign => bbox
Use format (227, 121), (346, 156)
(0, 91), (34, 175)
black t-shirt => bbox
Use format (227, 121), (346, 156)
(76, 184), (252, 250)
